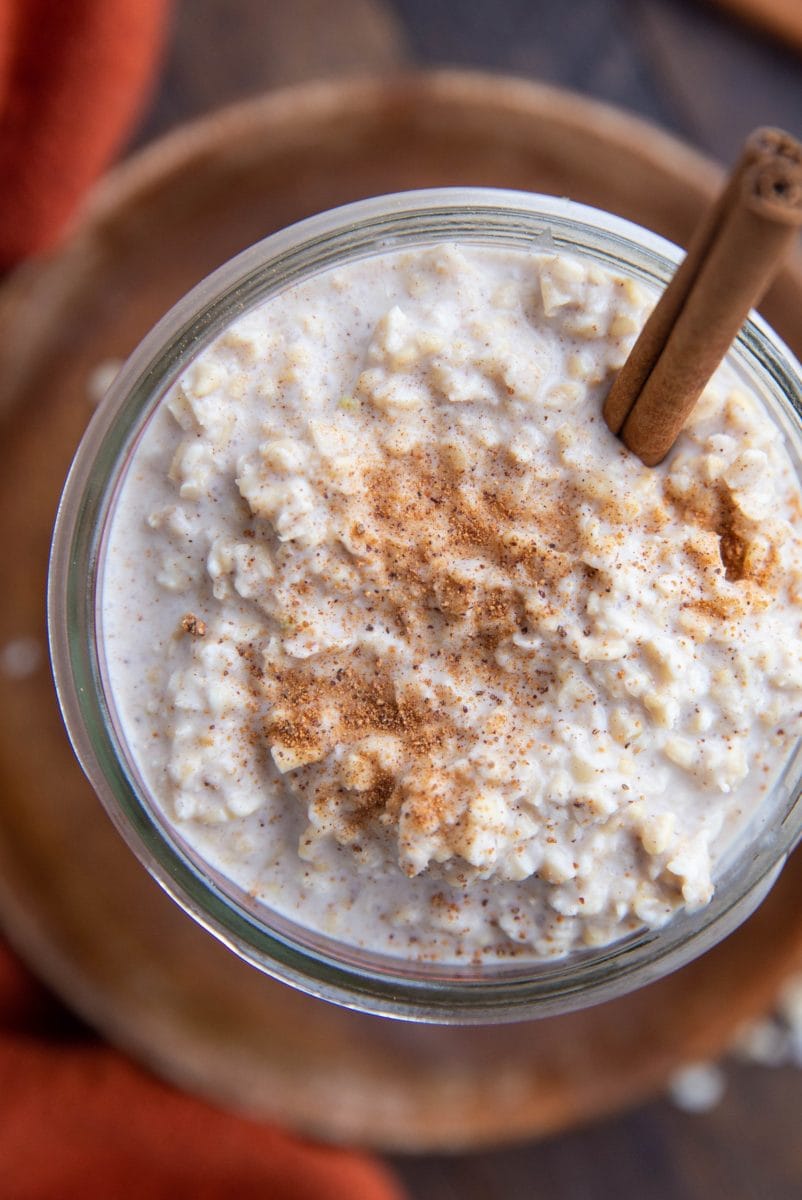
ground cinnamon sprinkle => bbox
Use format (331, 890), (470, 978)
(714, 488), (749, 582)
(265, 658), (458, 760)
(256, 428), (788, 850)
(261, 430), (785, 843)
(361, 449), (581, 591)
(666, 476), (778, 589)
(335, 448), (582, 671)
(180, 613), (206, 637)
(255, 442), (583, 834)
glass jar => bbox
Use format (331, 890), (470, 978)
(48, 189), (802, 1024)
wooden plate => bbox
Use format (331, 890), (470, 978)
(1, 71), (802, 1153)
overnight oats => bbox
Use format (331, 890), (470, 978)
(50, 192), (802, 1019)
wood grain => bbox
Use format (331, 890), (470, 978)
(2, 72), (802, 1154)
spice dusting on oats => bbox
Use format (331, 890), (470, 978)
(180, 613), (206, 637)
(102, 241), (802, 964)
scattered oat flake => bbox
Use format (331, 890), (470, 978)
(667, 1062), (726, 1112)
(0, 637), (42, 680)
(86, 359), (124, 407)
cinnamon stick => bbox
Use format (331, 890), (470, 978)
(603, 128), (802, 466)
(604, 128), (777, 436)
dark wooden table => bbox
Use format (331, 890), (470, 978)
(132, 2), (802, 1195)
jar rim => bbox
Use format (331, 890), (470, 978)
(48, 188), (802, 1023)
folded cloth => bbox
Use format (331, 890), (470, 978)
(0, 942), (406, 1200)
(0, 0), (170, 268)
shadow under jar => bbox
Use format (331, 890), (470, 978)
(48, 189), (802, 1024)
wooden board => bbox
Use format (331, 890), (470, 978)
(1, 71), (802, 1153)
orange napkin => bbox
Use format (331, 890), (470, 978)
(0, 942), (406, 1200)
(0, 0), (170, 268)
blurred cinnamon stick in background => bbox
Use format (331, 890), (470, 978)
(710, 0), (802, 54)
